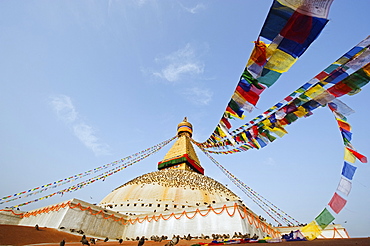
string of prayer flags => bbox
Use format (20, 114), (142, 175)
(198, 143), (300, 226)
(5, 136), (176, 208)
(206, 0), (333, 145)
(301, 98), (367, 239)
(302, 210), (338, 240)
(197, 35), (370, 152)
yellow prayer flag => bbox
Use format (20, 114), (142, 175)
(304, 84), (325, 99)
(344, 147), (356, 163)
(363, 63), (370, 76)
(261, 119), (272, 127)
(266, 125), (287, 138)
(251, 138), (261, 149)
(301, 220), (322, 241)
(293, 106), (308, 117)
(241, 132), (248, 142)
(264, 49), (297, 73)
(232, 93), (245, 106)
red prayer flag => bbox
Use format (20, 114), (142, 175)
(236, 85), (259, 105)
(221, 117), (232, 129)
(346, 148), (368, 163)
(315, 71), (329, 80)
(280, 11), (312, 44)
(337, 120), (351, 132)
(250, 40), (267, 66)
(328, 192), (347, 214)
(251, 125), (259, 137)
(328, 82), (353, 97)
(250, 83), (266, 95)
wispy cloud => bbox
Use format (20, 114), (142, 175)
(264, 157), (276, 166)
(183, 87), (213, 105)
(50, 95), (110, 156)
(153, 43), (205, 82)
(180, 3), (206, 14)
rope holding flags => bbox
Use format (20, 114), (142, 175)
(194, 137), (300, 226)
(207, 0), (334, 144)
(1, 136), (176, 208)
(195, 35), (370, 154)
(300, 101), (367, 240)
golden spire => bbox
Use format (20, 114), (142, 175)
(158, 118), (204, 174)
(177, 117), (193, 137)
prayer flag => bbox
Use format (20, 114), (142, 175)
(344, 147), (356, 163)
(337, 177), (352, 196)
(236, 85), (259, 106)
(315, 208), (335, 230)
(301, 220), (322, 240)
(328, 99), (355, 116)
(341, 162), (357, 180)
(346, 148), (368, 163)
(328, 192), (347, 214)
(328, 81), (354, 97)
(249, 40), (267, 66)
(221, 117), (231, 130)
(340, 129), (352, 142)
(336, 119), (351, 132)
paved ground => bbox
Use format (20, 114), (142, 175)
(0, 224), (369, 246)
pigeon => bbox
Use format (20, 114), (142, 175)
(80, 238), (90, 246)
(60, 239), (65, 246)
(171, 235), (179, 245)
(138, 236), (145, 246)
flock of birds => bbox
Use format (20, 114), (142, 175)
(57, 232), (260, 246)
(115, 169), (239, 199)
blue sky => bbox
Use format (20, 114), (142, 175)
(0, 0), (369, 237)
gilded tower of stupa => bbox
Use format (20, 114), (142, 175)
(157, 117), (204, 174)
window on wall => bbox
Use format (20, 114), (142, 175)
(149, 204), (152, 207)
(141, 204), (144, 207)
(157, 204), (161, 207)
(134, 204), (137, 207)
(165, 204), (169, 207)
(127, 204), (130, 206)
(174, 205), (177, 208)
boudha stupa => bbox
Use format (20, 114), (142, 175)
(0, 118), (347, 239)
(1, 118), (279, 239)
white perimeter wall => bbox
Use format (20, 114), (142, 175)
(14, 199), (277, 240)
(19, 199), (126, 239)
(123, 201), (275, 239)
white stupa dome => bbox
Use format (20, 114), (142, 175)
(99, 169), (240, 215)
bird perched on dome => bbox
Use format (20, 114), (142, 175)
(138, 236), (145, 246)
(60, 239), (65, 246)
(80, 237), (90, 246)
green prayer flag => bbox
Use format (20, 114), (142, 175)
(315, 208), (335, 230)
(242, 69), (264, 89)
(258, 68), (282, 88)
